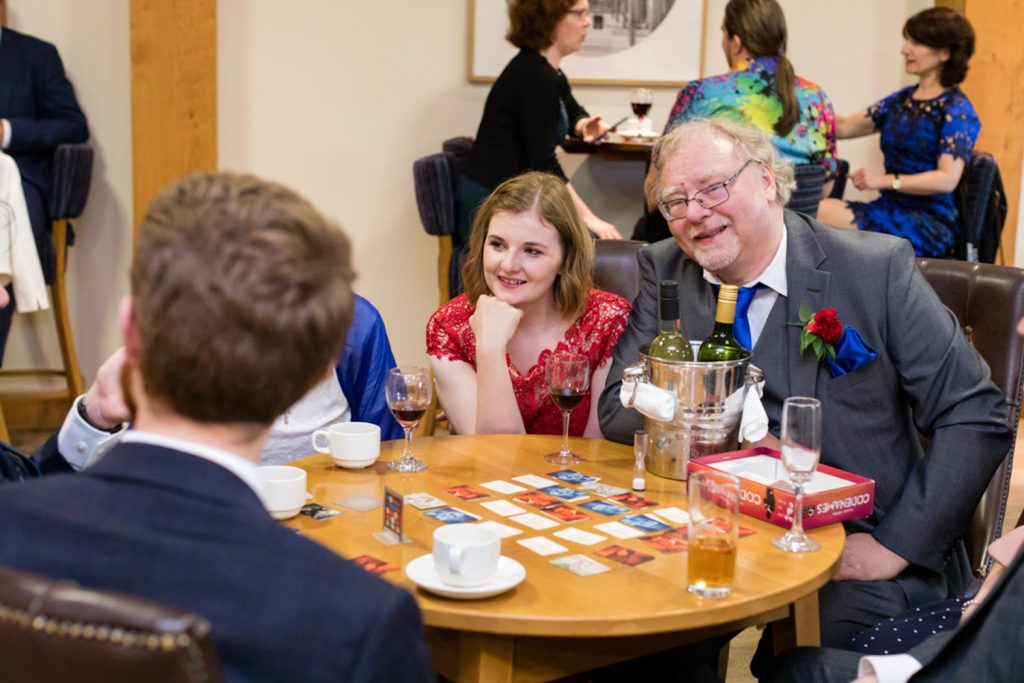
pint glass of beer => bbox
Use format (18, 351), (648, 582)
(687, 470), (741, 598)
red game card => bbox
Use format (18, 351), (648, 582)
(540, 503), (591, 522)
(351, 555), (399, 575)
(443, 484), (491, 501)
(513, 492), (562, 508)
(638, 528), (689, 553)
(607, 492), (658, 509)
(595, 544), (655, 566)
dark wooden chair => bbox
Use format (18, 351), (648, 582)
(917, 258), (1024, 576)
(0, 143), (93, 425)
(593, 239), (647, 303)
(0, 565), (223, 683)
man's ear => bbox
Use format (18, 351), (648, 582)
(118, 296), (142, 366)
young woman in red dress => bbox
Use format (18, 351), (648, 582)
(427, 172), (630, 436)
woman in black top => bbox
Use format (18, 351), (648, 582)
(457, 0), (622, 245)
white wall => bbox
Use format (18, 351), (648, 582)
(2, 0), (948, 383)
(4, 1), (132, 385)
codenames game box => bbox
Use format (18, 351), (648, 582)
(688, 447), (874, 530)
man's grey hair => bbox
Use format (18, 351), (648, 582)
(652, 117), (797, 206)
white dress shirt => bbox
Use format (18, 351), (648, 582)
(702, 226), (788, 348)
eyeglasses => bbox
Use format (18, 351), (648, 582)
(567, 8), (591, 19)
(658, 159), (757, 221)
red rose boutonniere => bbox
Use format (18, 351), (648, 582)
(787, 303), (844, 362)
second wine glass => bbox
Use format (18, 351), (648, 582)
(385, 366), (432, 473)
(772, 396), (822, 553)
(544, 352), (590, 466)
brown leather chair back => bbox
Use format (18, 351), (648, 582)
(917, 258), (1024, 576)
(594, 239), (647, 304)
(0, 566), (223, 683)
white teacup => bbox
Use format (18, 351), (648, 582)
(311, 422), (381, 468)
(258, 465), (307, 520)
(432, 525), (501, 587)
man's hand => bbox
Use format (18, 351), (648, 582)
(83, 347), (131, 430)
(834, 533), (909, 581)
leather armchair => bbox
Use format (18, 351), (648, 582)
(0, 565), (223, 683)
(917, 258), (1024, 576)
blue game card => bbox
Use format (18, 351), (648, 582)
(548, 469), (598, 484)
(620, 514), (672, 532)
(538, 485), (590, 502)
(425, 507), (481, 524)
(579, 500), (631, 516)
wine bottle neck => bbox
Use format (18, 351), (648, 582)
(659, 318), (680, 334)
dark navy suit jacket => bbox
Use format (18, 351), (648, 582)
(0, 27), (88, 281)
(0, 442), (433, 682)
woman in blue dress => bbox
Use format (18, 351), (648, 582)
(818, 7), (979, 258)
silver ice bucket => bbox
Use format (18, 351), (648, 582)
(624, 346), (763, 481)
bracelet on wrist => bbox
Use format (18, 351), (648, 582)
(961, 598), (982, 613)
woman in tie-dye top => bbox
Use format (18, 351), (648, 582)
(634, 0), (836, 242)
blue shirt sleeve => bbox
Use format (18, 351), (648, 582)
(939, 91), (980, 161)
(336, 295), (404, 441)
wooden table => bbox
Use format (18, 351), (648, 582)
(561, 135), (655, 163)
(288, 435), (843, 682)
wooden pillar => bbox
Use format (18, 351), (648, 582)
(957, 0), (1024, 265)
(130, 0), (217, 239)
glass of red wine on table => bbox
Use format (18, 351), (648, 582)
(630, 88), (653, 135)
(385, 366), (432, 473)
(544, 352), (590, 466)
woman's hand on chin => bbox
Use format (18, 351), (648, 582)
(470, 295), (524, 355)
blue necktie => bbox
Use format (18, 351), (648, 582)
(733, 284), (765, 351)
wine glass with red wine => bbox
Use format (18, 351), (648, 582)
(385, 366), (432, 472)
(544, 352), (590, 465)
(630, 88), (653, 133)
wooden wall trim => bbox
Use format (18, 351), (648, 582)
(130, 0), (217, 239)
(960, 0), (1024, 264)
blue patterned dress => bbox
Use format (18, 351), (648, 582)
(847, 86), (980, 257)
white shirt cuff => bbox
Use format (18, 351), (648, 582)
(858, 653), (923, 683)
(57, 396), (125, 469)
(1, 119), (10, 149)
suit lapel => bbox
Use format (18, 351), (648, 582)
(782, 215), (831, 399)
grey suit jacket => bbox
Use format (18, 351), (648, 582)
(599, 211), (1011, 586)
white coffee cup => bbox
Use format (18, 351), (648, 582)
(258, 465), (307, 520)
(432, 525), (501, 587)
(311, 422), (381, 468)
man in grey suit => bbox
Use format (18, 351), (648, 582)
(597, 118), (1011, 647)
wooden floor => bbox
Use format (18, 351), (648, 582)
(10, 425), (1023, 683)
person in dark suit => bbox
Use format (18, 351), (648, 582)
(597, 118), (1011, 649)
(0, 171), (433, 683)
(0, 0), (89, 356)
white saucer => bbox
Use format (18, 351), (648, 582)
(405, 554), (526, 600)
(619, 130), (658, 140)
(331, 456), (377, 469)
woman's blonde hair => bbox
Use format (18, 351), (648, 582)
(461, 172), (593, 318)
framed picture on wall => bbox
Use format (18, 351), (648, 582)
(467, 0), (707, 87)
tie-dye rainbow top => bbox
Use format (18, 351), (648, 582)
(665, 57), (838, 179)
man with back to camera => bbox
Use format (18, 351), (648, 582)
(0, 0), (89, 356)
(0, 171), (432, 682)
(598, 118), (1011, 651)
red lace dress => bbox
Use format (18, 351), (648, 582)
(426, 289), (631, 435)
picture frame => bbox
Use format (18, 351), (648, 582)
(467, 0), (707, 87)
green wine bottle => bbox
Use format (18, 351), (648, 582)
(697, 284), (748, 361)
(647, 280), (694, 361)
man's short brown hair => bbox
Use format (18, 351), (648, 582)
(130, 172), (354, 427)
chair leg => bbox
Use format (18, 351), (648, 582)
(51, 219), (84, 398)
(438, 234), (452, 306)
(0, 403), (10, 444)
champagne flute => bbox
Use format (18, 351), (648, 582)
(630, 88), (653, 133)
(385, 366), (432, 473)
(544, 352), (590, 465)
(772, 396), (822, 552)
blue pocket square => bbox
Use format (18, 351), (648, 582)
(824, 327), (878, 379)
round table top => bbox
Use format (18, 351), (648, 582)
(288, 434), (843, 638)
